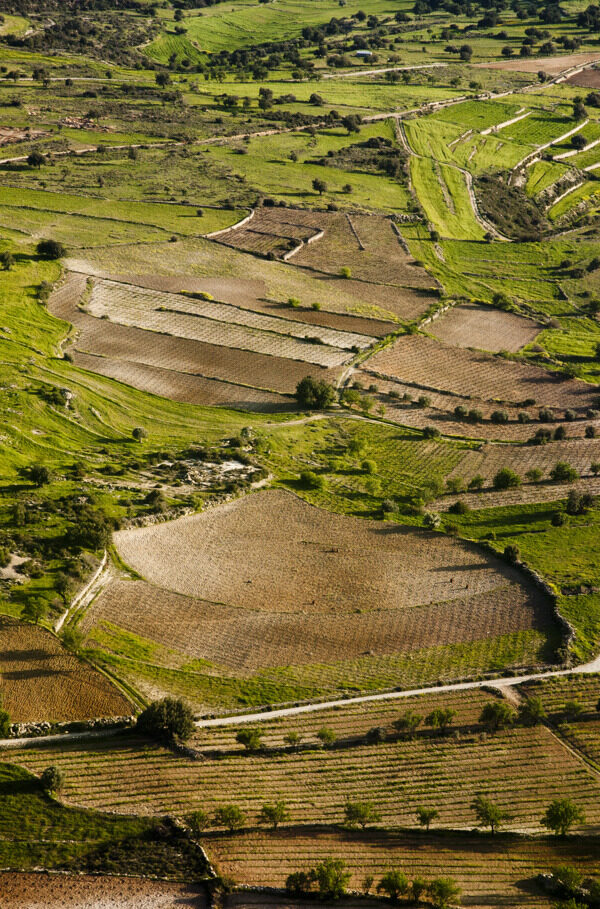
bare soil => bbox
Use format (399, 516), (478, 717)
(0, 617), (131, 723)
(567, 67), (600, 88)
(479, 52), (600, 74)
(430, 302), (540, 353)
(0, 873), (206, 908)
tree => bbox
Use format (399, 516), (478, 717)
(295, 376), (336, 410)
(493, 467), (521, 490)
(518, 696), (547, 726)
(428, 877), (461, 909)
(317, 726), (336, 746)
(132, 427), (147, 442)
(550, 462), (578, 483)
(0, 251), (14, 270)
(312, 178), (327, 195)
(37, 239), (66, 259)
(214, 805), (246, 833)
(571, 133), (587, 150)
(55, 572), (72, 605)
(479, 701), (515, 733)
(40, 766), (65, 795)
(236, 727), (263, 752)
(28, 463), (51, 487)
(283, 731), (302, 748)
(22, 598), (46, 625)
(155, 71), (171, 87)
(136, 697), (194, 742)
(393, 710), (423, 738)
(188, 810), (210, 836)
(259, 800), (290, 828)
(504, 544), (520, 564)
(562, 700), (583, 722)
(313, 858), (351, 899)
(573, 98), (587, 120)
(426, 708), (456, 734)
(471, 795), (509, 835)
(416, 806), (439, 830)
(27, 150), (45, 168)
(459, 44), (473, 60)
(286, 870), (313, 896)
(344, 800), (381, 829)
(541, 799), (585, 836)
(377, 870), (409, 901)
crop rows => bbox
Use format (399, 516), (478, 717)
(431, 302), (540, 353)
(13, 724), (600, 831)
(368, 334), (600, 411)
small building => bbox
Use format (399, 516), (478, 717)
(355, 50), (373, 57)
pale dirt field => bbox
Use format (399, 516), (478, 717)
(430, 302), (541, 353)
(113, 489), (547, 616)
(479, 52), (600, 74)
(368, 334), (599, 412)
(0, 617), (131, 723)
(0, 873), (206, 908)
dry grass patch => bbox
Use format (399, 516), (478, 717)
(479, 53), (600, 74)
(0, 618), (131, 723)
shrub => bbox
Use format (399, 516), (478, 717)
(339, 266), (351, 278)
(40, 766), (65, 794)
(551, 512), (565, 526)
(566, 490), (593, 515)
(317, 727), (336, 746)
(377, 870), (409, 901)
(480, 700), (515, 732)
(468, 474), (484, 491)
(299, 470), (324, 490)
(136, 697), (194, 742)
(541, 799), (585, 836)
(235, 728), (263, 752)
(213, 805), (246, 833)
(550, 462), (578, 483)
(504, 544), (520, 564)
(295, 376), (336, 410)
(344, 800), (381, 829)
(37, 238), (66, 259)
(448, 499), (470, 515)
(493, 467), (521, 490)
(518, 411), (532, 423)
(259, 800), (290, 828)
(491, 409), (509, 424)
(132, 427), (147, 442)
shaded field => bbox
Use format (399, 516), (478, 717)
(0, 873), (207, 909)
(520, 673), (600, 768)
(113, 489), (551, 618)
(430, 303), (540, 353)
(0, 618), (131, 723)
(207, 828), (600, 908)
(367, 334), (600, 413)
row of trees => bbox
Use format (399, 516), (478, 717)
(286, 858), (460, 907)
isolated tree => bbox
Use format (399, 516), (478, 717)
(504, 544), (520, 564)
(493, 467), (521, 490)
(40, 766), (65, 795)
(286, 870), (313, 896)
(317, 726), (336, 746)
(471, 795), (509, 835)
(0, 250), (14, 270)
(284, 731), (302, 747)
(518, 696), (547, 726)
(377, 870), (409, 902)
(313, 858), (351, 899)
(132, 427), (147, 442)
(155, 71), (171, 87)
(55, 572), (72, 605)
(416, 806), (439, 830)
(562, 700), (584, 722)
(259, 800), (290, 828)
(426, 708), (456, 734)
(214, 805), (246, 833)
(459, 43), (473, 60)
(573, 97), (587, 120)
(393, 710), (423, 739)
(428, 877), (461, 909)
(188, 810), (210, 836)
(37, 239), (66, 259)
(571, 133), (587, 150)
(344, 799), (381, 829)
(479, 701), (515, 733)
(136, 697), (194, 742)
(236, 727), (263, 752)
(27, 150), (45, 168)
(541, 799), (585, 836)
(312, 178), (327, 195)
(29, 464), (51, 486)
(550, 462), (578, 483)
(295, 376), (336, 410)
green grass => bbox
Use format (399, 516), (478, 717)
(410, 157), (485, 240)
(0, 761), (208, 877)
(549, 178), (600, 221)
(525, 159), (569, 197)
(532, 316), (600, 382)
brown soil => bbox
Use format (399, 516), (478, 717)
(367, 334), (599, 413)
(73, 352), (293, 412)
(567, 67), (600, 88)
(0, 873), (206, 908)
(0, 617), (131, 723)
(111, 488), (550, 626)
(430, 302), (540, 353)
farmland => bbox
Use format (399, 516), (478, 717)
(0, 0), (599, 904)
